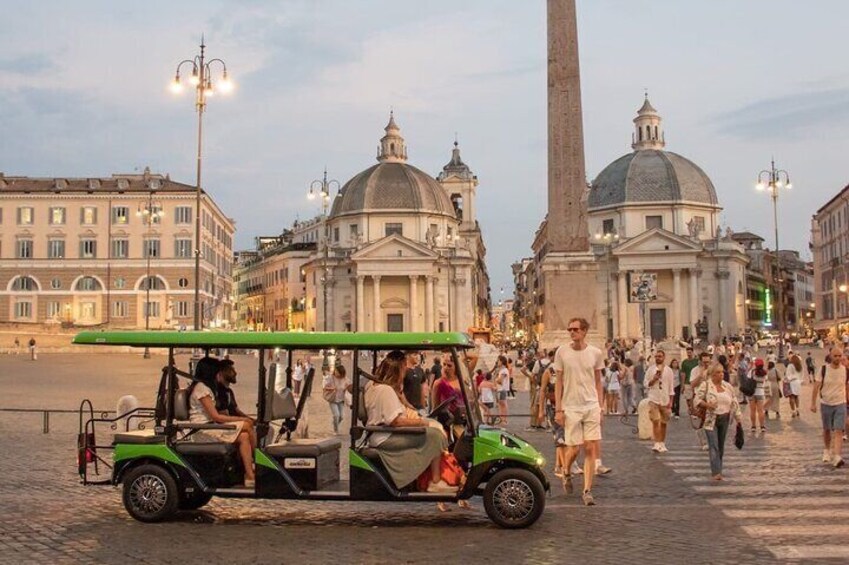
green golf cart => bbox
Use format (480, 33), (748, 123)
(75, 331), (548, 528)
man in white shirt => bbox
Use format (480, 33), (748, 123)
(645, 349), (675, 453)
(553, 317), (605, 506)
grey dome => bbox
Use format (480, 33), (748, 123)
(331, 162), (455, 217)
(589, 150), (719, 209)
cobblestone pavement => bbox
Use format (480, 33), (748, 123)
(0, 349), (845, 564)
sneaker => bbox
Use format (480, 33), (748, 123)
(582, 490), (595, 506)
(570, 462), (584, 475)
(823, 450), (832, 463)
(673, 414), (680, 420)
(553, 466), (564, 478)
(562, 474), (574, 494)
(700, 444), (709, 451)
(750, 427), (756, 435)
(427, 480), (459, 493)
(652, 443), (661, 452)
(658, 444), (669, 453)
(596, 464), (612, 475)
(833, 456), (845, 469)
(760, 426), (767, 433)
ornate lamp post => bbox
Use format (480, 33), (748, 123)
(594, 230), (620, 341)
(756, 159), (792, 357)
(308, 169), (340, 331)
(170, 37), (233, 330)
(137, 191), (164, 358)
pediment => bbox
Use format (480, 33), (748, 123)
(613, 228), (702, 255)
(352, 234), (437, 261)
(381, 297), (409, 308)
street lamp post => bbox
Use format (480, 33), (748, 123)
(137, 191), (164, 358)
(170, 37), (233, 331)
(756, 159), (792, 358)
(308, 169), (340, 331)
(594, 230), (620, 341)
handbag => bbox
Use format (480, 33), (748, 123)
(734, 422), (745, 450)
(322, 386), (336, 403)
(739, 372), (757, 397)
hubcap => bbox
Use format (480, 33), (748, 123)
(129, 474), (168, 515)
(492, 478), (535, 522)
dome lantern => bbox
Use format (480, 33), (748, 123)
(376, 110), (408, 163)
(631, 94), (665, 151)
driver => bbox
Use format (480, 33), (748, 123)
(365, 351), (457, 493)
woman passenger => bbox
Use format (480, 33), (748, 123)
(431, 354), (467, 441)
(366, 352), (456, 493)
(187, 359), (257, 487)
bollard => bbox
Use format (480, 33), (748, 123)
(43, 411), (49, 434)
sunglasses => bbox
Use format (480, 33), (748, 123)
(567, 327), (583, 332)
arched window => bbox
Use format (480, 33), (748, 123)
(12, 276), (37, 291)
(390, 142), (395, 155)
(75, 276), (103, 291)
(638, 127), (643, 141)
(654, 125), (659, 139)
(141, 276), (165, 291)
(646, 125), (651, 140)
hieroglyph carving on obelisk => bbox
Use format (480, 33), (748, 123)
(547, 0), (589, 252)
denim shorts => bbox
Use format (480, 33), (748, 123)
(821, 403), (847, 431)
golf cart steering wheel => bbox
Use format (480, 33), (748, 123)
(428, 397), (454, 419)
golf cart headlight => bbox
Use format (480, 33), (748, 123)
(536, 456), (545, 467)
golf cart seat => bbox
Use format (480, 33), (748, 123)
(113, 429), (165, 445)
(265, 437), (341, 458)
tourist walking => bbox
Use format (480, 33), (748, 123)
(670, 358), (682, 419)
(28, 337), (36, 360)
(495, 356), (510, 425)
(764, 360), (781, 419)
(784, 354), (804, 417)
(528, 351), (551, 430)
(553, 318), (605, 505)
(688, 351), (713, 450)
(620, 359), (636, 414)
(292, 359), (304, 395)
(806, 352), (816, 383)
(680, 347), (699, 413)
(645, 350), (674, 453)
(324, 365), (350, 434)
(811, 348), (848, 468)
(634, 356), (647, 401)
(748, 359), (767, 436)
(606, 361), (621, 415)
(694, 363), (742, 480)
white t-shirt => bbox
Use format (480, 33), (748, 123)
(552, 344), (604, 410)
(364, 382), (405, 447)
(480, 384), (495, 404)
(607, 370), (621, 391)
(498, 367), (511, 392)
(644, 364), (674, 405)
(708, 382), (734, 415)
(293, 365), (304, 382)
(188, 382), (215, 423)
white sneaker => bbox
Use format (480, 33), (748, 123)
(652, 443), (661, 452)
(700, 444), (709, 451)
(570, 462), (584, 475)
(823, 450), (833, 463)
(658, 444), (669, 453)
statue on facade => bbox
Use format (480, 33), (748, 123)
(425, 225), (439, 247)
(686, 217), (702, 239)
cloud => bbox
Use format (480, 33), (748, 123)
(713, 87), (849, 139)
(0, 53), (55, 75)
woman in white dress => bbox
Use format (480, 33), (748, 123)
(783, 354), (804, 418)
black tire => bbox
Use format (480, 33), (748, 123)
(483, 468), (545, 529)
(122, 464), (180, 523)
(179, 490), (213, 511)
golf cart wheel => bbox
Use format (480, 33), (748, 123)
(179, 489), (213, 511)
(483, 468), (545, 529)
(122, 464), (179, 522)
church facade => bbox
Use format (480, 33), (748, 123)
(301, 114), (491, 333)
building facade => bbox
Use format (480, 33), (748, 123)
(811, 184), (849, 338)
(0, 169), (234, 328)
(302, 114), (491, 333)
(516, 98), (750, 345)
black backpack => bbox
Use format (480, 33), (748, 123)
(739, 369), (757, 397)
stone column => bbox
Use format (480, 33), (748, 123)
(617, 271), (628, 338)
(688, 269), (699, 338)
(316, 275), (325, 331)
(425, 276), (435, 332)
(356, 276), (365, 332)
(409, 275), (418, 332)
(372, 275), (382, 332)
(672, 269), (681, 339)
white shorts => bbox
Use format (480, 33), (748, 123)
(563, 405), (602, 446)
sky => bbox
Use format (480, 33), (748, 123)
(2, 0), (848, 301)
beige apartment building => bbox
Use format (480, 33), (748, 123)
(0, 169), (234, 328)
(811, 183), (849, 338)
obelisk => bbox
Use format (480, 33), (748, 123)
(540, 0), (601, 349)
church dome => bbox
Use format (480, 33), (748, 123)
(588, 98), (719, 210)
(330, 114), (456, 218)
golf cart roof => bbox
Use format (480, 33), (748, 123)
(72, 330), (474, 350)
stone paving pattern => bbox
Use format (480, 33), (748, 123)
(0, 349), (844, 564)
